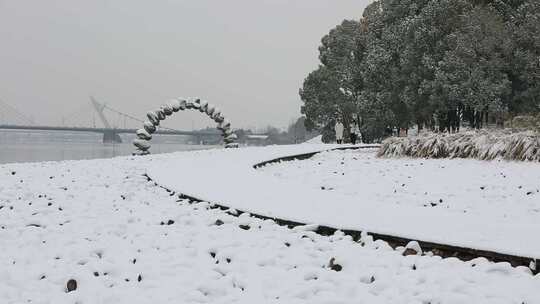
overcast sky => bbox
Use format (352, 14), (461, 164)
(0, 0), (370, 130)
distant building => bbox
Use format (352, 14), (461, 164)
(245, 134), (269, 146)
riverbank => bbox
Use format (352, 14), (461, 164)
(1, 146), (539, 303)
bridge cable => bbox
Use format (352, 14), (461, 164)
(0, 99), (35, 125)
(102, 104), (182, 132)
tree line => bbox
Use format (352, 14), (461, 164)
(300, 0), (540, 143)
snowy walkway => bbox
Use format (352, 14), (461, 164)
(1, 148), (539, 303)
(148, 145), (540, 261)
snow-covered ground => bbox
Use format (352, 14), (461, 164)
(1, 147), (539, 303)
(149, 146), (540, 259)
(260, 148), (540, 229)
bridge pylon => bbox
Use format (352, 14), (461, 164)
(102, 130), (122, 144)
(90, 96), (122, 143)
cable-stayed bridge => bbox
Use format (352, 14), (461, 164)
(0, 97), (222, 144)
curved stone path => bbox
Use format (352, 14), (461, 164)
(146, 145), (540, 272)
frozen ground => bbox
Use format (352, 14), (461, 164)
(1, 146), (539, 303)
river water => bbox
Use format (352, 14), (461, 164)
(0, 130), (216, 164)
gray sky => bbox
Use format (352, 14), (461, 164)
(0, 0), (370, 130)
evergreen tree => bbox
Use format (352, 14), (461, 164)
(300, 0), (540, 139)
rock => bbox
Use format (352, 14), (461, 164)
(214, 219), (224, 226)
(191, 99), (201, 109)
(146, 112), (159, 126)
(161, 104), (173, 116)
(155, 109), (166, 120)
(66, 279), (77, 292)
(328, 257), (343, 272)
(402, 241), (422, 256)
(143, 121), (156, 133)
(136, 129), (152, 140)
(199, 100), (209, 113)
(217, 120), (230, 130)
(239, 224), (250, 230)
(178, 98), (187, 110)
(133, 139), (151, 151)
(211, 109), (222, 121)
(206, 104), (215, 116)
(225, 143), (239, 149)
(168, 99), (181, 112)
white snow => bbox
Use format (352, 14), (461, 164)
(148, 146), (540, 259)
(303, 135), (323, 144)
(1, 146), (539, 303)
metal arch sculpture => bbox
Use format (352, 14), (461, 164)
(133, 97), (238, 155)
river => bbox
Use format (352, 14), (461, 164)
(0, 129), (216, 164)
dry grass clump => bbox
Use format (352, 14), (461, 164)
(378, 130), (540, 161)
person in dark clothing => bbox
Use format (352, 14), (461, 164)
(350, 121), (359, 145)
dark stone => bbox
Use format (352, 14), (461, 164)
(214, 219), (224, 226)
(403, 248), (418, 256)
(328, 257), (342, 272)
(284, 242), (291, 247)
(210, 252), (216, 258)
(66, 279), (77, 292)
(137, 274), (142, 282)
(167, 220), (175, 225)
(93, 272), (99, 277)
(239, 224), (250, 230)
(11, 171), (16, 175)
